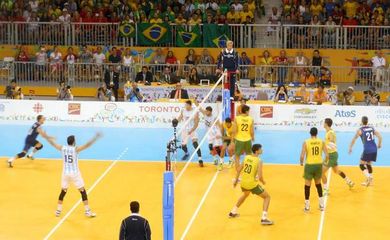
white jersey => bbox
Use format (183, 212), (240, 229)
(182, 108), (197, 131)
(62, 146), (79, 175)
(204, 114), (215, 129)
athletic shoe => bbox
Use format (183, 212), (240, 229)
(228, 212), (240, 218)
(7, 159), (13, 168)
(261, 219), (274, 225)
(181, 153), (189, 161)
(304, 204), (310, 213)
(27, 155), (35, 160)
(319, 204), (325, 211)
(55, 210), (61, 217)
(85, 210), (96, 218)
(213, 159), (218, 166)
(218, 162), (223, 171)
(227, 159), (234, 168)
(347, 180), (355, 189)
(361, 177), (372, 187)
(199, 160), (204, 167)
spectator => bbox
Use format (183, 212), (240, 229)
(240, 4), (254, 23)
(169, 83), (189, 99)
(16, 49), (30, 81)
(324, 0), (336, 18)
(97, 83), (114, 101)
(364, 87), (380, 106)
(49, 46), (63, 80)
(126, 82), (144, 102)
(119, 201), (151, 240)
(104, 65), (120, 101)
(332, 4), (344, 25)
(274, 50), (289, 85)
(149, 12), (162, 23)
(324, 16), (337, 48)
(185, 49), (196, 66)
(108, 47), (122, 65)
(259, 50), (273, 82)
(247, 0), (256, 14)
(227, 6), (240, 23)
(58, 8), (71, 23)
(341, 86), (355, 105)
(165, 51), (178, 73)
(206, 0), (219, 12)
(175, 13), (187, 25)
(371, 50), (386, 85)
(274, 85), (289, 102)
(219, 0), (230, 15)
(238, 52), (252, 78)
(135, 66), (153, 85)
(64, 47), (77, 84)
(13, 87), (24, 100)
(313, 84), (328, 104)
(310, 0), (323, 20)
(188, 13), (202, 25)
(310, 15), (322, 47)
(122, 48), (134, 80)
(57, 82), (73, 101)
(188, 67), (200, 85)
(4, 80), (16, 99)
(311, 50), (323, 79)
(161, 67), (177, 84)
(35, 46), (47, 81)
(301, 69), (316, 87)
(217, 14), (227, 24)
(294, 50), (308, 81)
(295, 16), (307, 48)
(343, 0), (358, 19)
(295, 84), (310, 103)
(151, 48), (166, 73)
(319, 66), (332, 87)
(204, 13), (215, 23)
(231, 0), (243, 12)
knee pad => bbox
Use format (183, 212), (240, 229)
(359, 164), (366, 171)
(17, 152), (26, 158)
(35, 144), (43, 150)
(208, 143), (213, 151)
(193, 142), (199, 149)
(59, 189), (67, 201)
(80, 189), (88, 201)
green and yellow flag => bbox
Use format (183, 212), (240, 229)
(176, 25), (201, 47)
(137, 23), (172, 46)
(119, 22), (135, 38)
(202, 24), (231, 48)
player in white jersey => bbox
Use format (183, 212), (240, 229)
(44, 133), (102, 218)
(177, 100), (203, 167)
(195, 101), (222, 166)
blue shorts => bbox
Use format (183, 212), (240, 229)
(361, 152), (377, 162)
(23, 139), (39, 152)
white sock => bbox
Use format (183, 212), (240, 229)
(84, 205), (90, 211)
(305, 200), (310, 205)
(231, 206), (238, 214)
(261, 211), (268, 220)
(323, 183), (328, 190)
(219, 157), (224, 164)
(8, 157), (15, 163)
(198, 156), (202, 160)
(57, 204), (63, 211)
(363, 169), (370, 178)
(319, 197), (324, 206)
(345, 177), (351, 182)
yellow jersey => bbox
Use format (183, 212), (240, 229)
(241, 155), (260, 189)
(223, 122), (233, 138)
(305, 138), (324, 165)
(235, 115), (253, 142)
(325, 129), (337, 153)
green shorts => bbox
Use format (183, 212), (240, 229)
(234, 140), (252, 156)
(241, 185), (264, 195)
(303, 164), (323, 180)
(324, 152), (338, 168)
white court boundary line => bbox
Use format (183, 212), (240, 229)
(180, 170), (220, 240)
(42, 147), (128, 240)
(317, 169), (332, 240)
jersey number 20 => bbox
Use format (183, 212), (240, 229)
(244, 164), (252, 174)
(65, 155), (73, 163)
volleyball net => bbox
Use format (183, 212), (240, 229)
(163, 71), (230, 240)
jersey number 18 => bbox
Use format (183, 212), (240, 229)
(311, 146), (320, 156)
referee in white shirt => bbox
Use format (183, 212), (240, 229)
(371, 50), (387, 84)
(120, 201), (151, 240)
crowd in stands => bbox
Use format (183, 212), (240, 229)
(0, 0), (259, 25)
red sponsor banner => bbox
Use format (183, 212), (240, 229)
(260, 106), (273, 118)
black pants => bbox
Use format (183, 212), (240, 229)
(228, 72), (236, 98)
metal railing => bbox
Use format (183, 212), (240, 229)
(1, 62), (389, 93)
(1, 22), (389, 49)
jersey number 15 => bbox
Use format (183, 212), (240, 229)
(65, 155), (73, 163)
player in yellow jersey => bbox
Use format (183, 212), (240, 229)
(322, 118), (354, 195)
(229, 144), (273, 225)
(232, 105), (254, 173)
(300, 127), (328, 212)
(221, 118), (234, 168)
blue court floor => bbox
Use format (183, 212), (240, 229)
(0, 124), (388, 166)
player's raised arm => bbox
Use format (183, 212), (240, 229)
(349, 129), (361, 154)
(177, 109), (183, 122)
(300, 142), (306, 166)
(76, 133), (102, 153)
(45, 137), (62, 151)
(193, 101), (207, 115)
(375, 130), (382, 149)
(37, 127), (54, 140)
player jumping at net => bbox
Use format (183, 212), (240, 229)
(232, 105), (254, 173)
(229, 144), (273, 225)
(221, 118), (235, 167)
(322, 118), (354, 195)
(7, 115), (54, 168)
(44, 133), (102, 217)
(300, 127), (328, 212)
(194, 102), (222, 167)
(349, 116), (382, 186)
(177, 100), (203, 167)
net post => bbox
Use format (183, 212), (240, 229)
(162, 171), (174, 240)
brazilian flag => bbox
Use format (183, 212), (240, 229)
(119, 22), (135, 37)
(202, 24), (231, 48)
(137, 23), (172, 46)
(176, 25), (201, 47)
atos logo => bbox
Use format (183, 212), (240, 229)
(335, 110), (356, 118)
